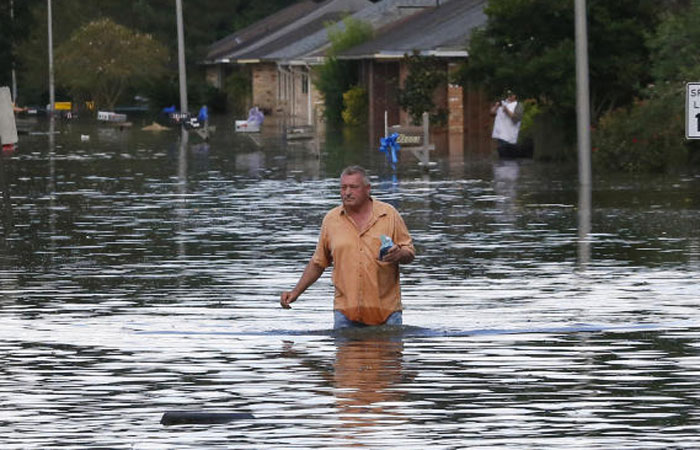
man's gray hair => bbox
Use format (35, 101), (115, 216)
(341, 165), (370, 186)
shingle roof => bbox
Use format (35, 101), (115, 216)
(205, 0), (320, 63)
(338, 0), (487, 59)
(207, 0), (371, 64)
(265, 0), (446, 63)
(204, 0), (486, 65)
(236, 12), (348, 60)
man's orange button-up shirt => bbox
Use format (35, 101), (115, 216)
(312, 199), (415, 325)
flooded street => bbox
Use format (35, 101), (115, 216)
(1, 117), (699, 448)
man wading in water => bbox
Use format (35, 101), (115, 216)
(280, 166), (415, 329)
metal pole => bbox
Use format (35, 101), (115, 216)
(575, 0), (592, 268)
(10, 0), (18, 102)
(47, 0), (55, 115)
(574, 0), (591, 188)
(175, 0), (188, 114)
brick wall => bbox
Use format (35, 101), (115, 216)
(252, 63), (278, 114)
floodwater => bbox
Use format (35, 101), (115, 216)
(1, 116), (699, 448)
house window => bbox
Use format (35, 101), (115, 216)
(301, 74), (308, 94)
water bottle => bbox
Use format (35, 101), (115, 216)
(379, 234), (394, 260)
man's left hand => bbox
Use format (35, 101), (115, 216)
(381, 245), (408, 264)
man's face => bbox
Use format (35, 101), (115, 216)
(340, 173), (370, 209)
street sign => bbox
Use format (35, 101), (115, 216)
(686, 82), (700, 139)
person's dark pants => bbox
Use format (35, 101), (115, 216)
(496, 139), (520, 158)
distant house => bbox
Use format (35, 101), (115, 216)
(204, 0), (371, 124)
(337, 0), (489, 154)
(204, 0), (448, 125)
(204, 0), (490, 154)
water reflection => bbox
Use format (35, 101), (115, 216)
(282, 330), (412, 439)
(578, 180), (592, 268)
(177, 128), (188, 259)
(492, 158), (521, 224)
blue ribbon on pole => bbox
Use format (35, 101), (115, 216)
(379, 132), (401, 170)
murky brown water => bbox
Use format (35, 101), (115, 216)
(1, 117), (699, 448)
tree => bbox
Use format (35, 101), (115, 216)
(0, 0), (38, 95)
(591, 1), (700, 172)
(14, 0), (301, 107)
(55, 18), (168, 110)
(647, 2), (700, 84)
(457, 0), (671, 142)
(315, 17), (373, 123)
(398, 52), (448, 126)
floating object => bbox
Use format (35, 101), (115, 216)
(97, 111), (127, 123)
(235, 106), (264, 133)
(80, 134), (90, 141)
(235, 120), (260, 133)
(142, 122), (170, 132)
(160, 411), (254, 426)
(0, 87), (18, 152)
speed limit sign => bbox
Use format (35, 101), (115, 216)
(686, 82), (700, 139)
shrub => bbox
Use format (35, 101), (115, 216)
(224, 70), (252, 116)
(592, 84), (686, 173)
(314, 17), (372, 123)
(341, 86), (368, 126)
(519, 98), (540, 143)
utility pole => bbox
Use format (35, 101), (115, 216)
(575, 0), (592, 267)
(175, 0), (188, 115)
(47, 0), (55, 115)
(574, 0), (591, 188)
(10, 0), (17, 102)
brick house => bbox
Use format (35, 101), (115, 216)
(337, 0), (489, 155)
(203, 0), (490, 156)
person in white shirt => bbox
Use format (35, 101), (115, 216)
(490, 91), (524, 158)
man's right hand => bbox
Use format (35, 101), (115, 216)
(280, 291), (297, 309)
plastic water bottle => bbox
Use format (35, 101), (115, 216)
(379, 234), (394, 260)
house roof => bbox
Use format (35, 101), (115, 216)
(338, 0), (487, 60)
(205, 0), (320, 63)
(235, 12), (349, 61)
(206, 0), (371, 64)
(266, 0), (449, 64)
(205, 0), (485, 66)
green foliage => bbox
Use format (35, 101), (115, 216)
(55, 18), (168, 110)
(398, 52), (448, 126)
(519, 98), (540, 143)
(326, 17), (374, 57)
(457, 0), (667, 141)
(315, 17), (373, 122)
(592, 2), (700, 173)
(14, 0), (297, 106)
(341, 86), (368, 126)
(0, 0), (37, 94)
(592, 84), (686, 173)
(224, 70), (252, 116)
(647, 3), (700, 84)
